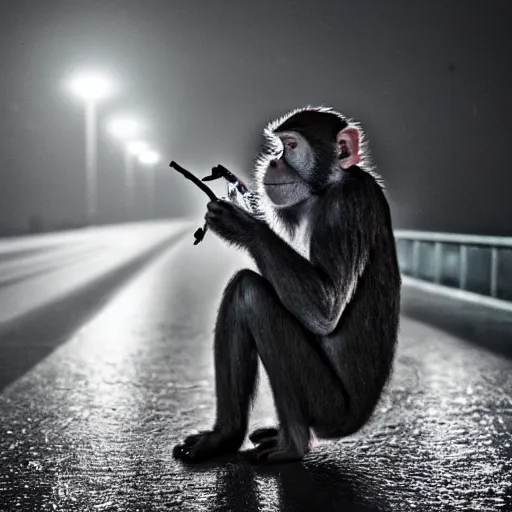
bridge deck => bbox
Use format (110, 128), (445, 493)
(0, 224), (511, 511)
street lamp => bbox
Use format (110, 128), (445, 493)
(123, 140), (150, 220)
(107, 117), (142, 221)
(69, 72), (114, 225)
(138, 150), (160, 219)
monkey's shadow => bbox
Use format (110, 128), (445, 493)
(180, 450), (384, 512)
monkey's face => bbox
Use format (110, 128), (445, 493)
(258, 108), (363, 209)
(262, 131), (323, 207)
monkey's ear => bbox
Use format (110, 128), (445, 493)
(336, 127), (361, 169)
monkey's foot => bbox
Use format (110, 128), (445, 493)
(173, 429), (244, 463)
(244, 439), (305, 464)
(246, 428), (306, 465)
(249, 426), (280, 444)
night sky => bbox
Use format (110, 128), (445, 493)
(1, 0), (511, 235)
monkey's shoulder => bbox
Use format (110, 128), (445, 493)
(340, 167), (384, 193)
(320, 169), (385, 214)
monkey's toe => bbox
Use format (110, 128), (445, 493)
(182, 430), (209, 446)
(173, 430), (244, 463)
(265, 447), (304, 464)
(249, 426), (279, 444)
(173, 442), (191, 460)
(244, 441), (304, 465)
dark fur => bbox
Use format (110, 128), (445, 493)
(173, 108), (401, 464)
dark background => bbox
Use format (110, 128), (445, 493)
(1, 0), (511, 236)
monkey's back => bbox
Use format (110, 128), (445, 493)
(319, 186), (401, 430)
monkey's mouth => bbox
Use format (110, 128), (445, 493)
(263, 182), (298, 186)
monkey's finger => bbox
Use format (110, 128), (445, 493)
(206, 201), (225, 213)
(205, 211), (230, 227)
(204, 213), (222, 234)
(204, 212), (216, 224)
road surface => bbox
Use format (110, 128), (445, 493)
(0, 222), (511, 511)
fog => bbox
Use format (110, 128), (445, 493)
(1, 0), (511, 236)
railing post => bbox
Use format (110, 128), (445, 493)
(412, 240), (420, 278)
(434, 242), (442, 284)
(490, 247), (498, 298)
(459, 245), (468, 290)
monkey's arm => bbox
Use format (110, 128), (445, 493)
(204, 178), (381, 335)
(247, 179), (381, 336)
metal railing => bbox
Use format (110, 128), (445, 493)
(394, 230), (512, 302)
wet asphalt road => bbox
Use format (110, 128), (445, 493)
(0, 222), (511, 512)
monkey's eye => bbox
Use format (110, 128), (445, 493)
(283, 138), (297, 150)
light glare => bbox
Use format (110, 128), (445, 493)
(126, 141), (149, 156)
(139, 151), (160, 165)
(69, 72), (114, 102)
(108, 117), (140, 140)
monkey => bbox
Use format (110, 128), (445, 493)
(173, 106), (401, 464)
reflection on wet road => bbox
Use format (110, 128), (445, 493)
(0, 222), (188, 391)
(0, 225), (511, 511)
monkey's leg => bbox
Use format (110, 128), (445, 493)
(237, 271), (345, 465)
(173, 269), (259, 463)
(173, 269), (345, 464)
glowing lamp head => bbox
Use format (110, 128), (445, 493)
(139, 151), (160, 165)
(69, 73), (114, 102)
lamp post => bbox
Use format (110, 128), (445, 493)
(138, 150), (160, 219)
(69, 72), (114, 225)
(107, 117), (141, 221)
(125, 141), (150, 220)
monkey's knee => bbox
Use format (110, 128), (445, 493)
(226, 268), (262, 289)
(225, 269), (270, 311)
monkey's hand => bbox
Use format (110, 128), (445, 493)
(205, 199), (263, 248)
